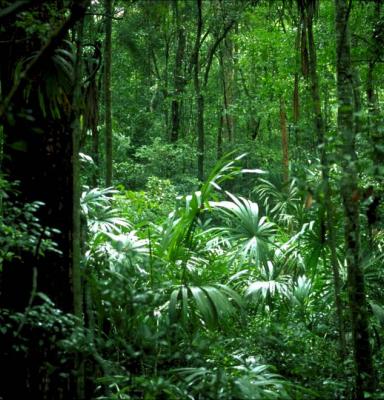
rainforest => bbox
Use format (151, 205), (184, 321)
(0, 0), (383, 399)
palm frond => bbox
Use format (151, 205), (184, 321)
(246, 261), (291, 304)
(81, 187), (131, 234)
(210, 192), (275, 265)
(168, 284), (243, 329)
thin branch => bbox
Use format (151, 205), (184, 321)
(203, 19), (236, 87)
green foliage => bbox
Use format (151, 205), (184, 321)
(136, 138), (197, 180)
(0, 294), (82, 387)
(209, 192), (276, 265)
(81, 186), (131, 235)
(3, 0), (384, 394)
(114, 176), (179, 225)
(0, 177), (60, 269)
(76, 154), (383, 397)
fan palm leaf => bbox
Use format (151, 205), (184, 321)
(168, 284), (243, 329)
(209, 192), (275, 265)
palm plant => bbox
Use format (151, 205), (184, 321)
(155, 152), (253, 263)
(81, 186), (131, 235)
(25, 40), (76, 119)
(245, 261), (291, 308)
(168, 283), (243, 329)
(209, 192), (276, 266)
(148, 154), (266, 330)
(253, 177), (303, 230)
(173, 354), (292, 399)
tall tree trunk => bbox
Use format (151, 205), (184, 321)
(87, 12), (102, 187)
(0, 1), (89, 397)
(72, 18), (85, 399)
(219, 41), (236, 143)
(217, 110), (224, 160)
(305, 3), (346, 359)
(104, 0), (113, 187)
(193, 0), (204, 181)
(279, 97), (289, 185)
(293, 22), (300, 147)
(170, 0), (186, 143)
(301, 18), (309, 78)
(366, 1), (383, 178)
(293, 73), (300, 125)
(334, 1), (376, 397)
(222, 37), (236, 142)
(192, 0), (236, 181)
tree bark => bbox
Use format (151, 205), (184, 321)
(72, 18), (85, 400)
(193, 0), (204, 181)
(170, 0), (186, 143)
(366, 1), (383, 178)
(293, 22), (300, 133)
(0, 1), (89, 397)
(279, 97), (289, 185)
(104, 0), (113, 187)
(305, 2), (347, 359)
(217, 110), (224, 160)
(334, 0), (376, 397)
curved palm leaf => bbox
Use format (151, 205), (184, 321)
(174, 360), (291, 400)
(291, 275), (313, 307)
(81, 186), (131, 234)
(210, 192), (275, 265)
(168, 284), (243, 329)
(254, 178), (302, 229)
(156, 153), (264, 261)
(246, 261), (291, 304)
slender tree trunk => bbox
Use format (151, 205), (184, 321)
(193, 0), (204, 181)
(367, 1), (383, 178)
(217, 110), (224, 160)
(170, 0), (186, 143)
(104, 0), (113, 187)
(72, 18), (85, 400)
(279, 97), (289, 185)
(366, 0), (381, 117)
(293, 23), (300, 147)
(305, 4), (347, 359)
(306, 11), (323, 145)
(293, 73), (300, 125)
(301, 18), (309, 78)
(335, 1), (376, 397)
(222, 37), (235, 142)
(352, 68), (363, 136)
(219, 49), (232, 142)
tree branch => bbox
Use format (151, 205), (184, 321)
(0, 0), (91, 120)
(203, 18), (236, 87)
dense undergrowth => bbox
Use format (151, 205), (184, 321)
(1, 154), (384, 399)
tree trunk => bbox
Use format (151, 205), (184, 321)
(193, 0), (204, 181)
(217, 110), (224, 160)
(83, 39), (101, 187)
(279, 97), (289, 185)
(170, 0), (186, 143)
(366, 1), (383, 178)
(0, 1), (89, 397)
(72, 18), (85, 400)
(104, 0), (113, 187)
(334, 0), (376, 397)
(293, 22), (300, 140)
(222, 37), (236, 142)
(305, 3), (347, 359)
